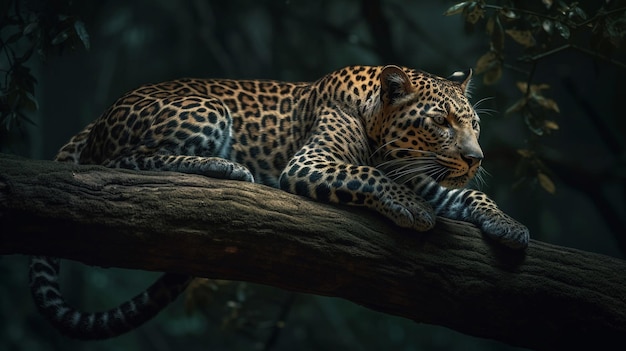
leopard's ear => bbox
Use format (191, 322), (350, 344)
(448, 69), (473, 97)
(380, 65), (414, 105)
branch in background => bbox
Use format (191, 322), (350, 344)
(361, 0), (398, 64)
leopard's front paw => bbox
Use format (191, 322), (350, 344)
(454, 191), (530, 249)
(202, 158), (255, 183)
(480, 213), (529, 249)
(381, 196), (436, 232)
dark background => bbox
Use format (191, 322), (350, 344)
(1, 0), (624, 350)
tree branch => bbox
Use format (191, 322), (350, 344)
(1, 153), (625, 350)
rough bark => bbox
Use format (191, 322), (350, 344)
(0, 153), (624, 350)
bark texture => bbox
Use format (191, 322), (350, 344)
(1, 153), (625, 350)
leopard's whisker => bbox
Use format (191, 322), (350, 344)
(377, 156), (436, 171)
(369, 138), (400, 160)
(471, 166), (490, 190)
(388, 165), (442, 181)
(473, 96), (494, 109)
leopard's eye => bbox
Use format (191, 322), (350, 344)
(433, 114), (451, 128)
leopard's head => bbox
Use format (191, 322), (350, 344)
(369, 65), (483, 188)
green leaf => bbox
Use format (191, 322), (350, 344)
(505, 97), (527, 115)
(554, 21), (570, 39)
(74, 20), (91, 50)
(15, 46), (35, 64)
(499, 8), (518, 19)
(463, 2), (485, 24)
(523, 111), (544, 136)
(483, 65), (502, 85)
(572, 6), (588, 21)
(23, 22), (39, 36)
(443, 2), (473, 16)
(542, 20), (553, 34)
(506, 29), (536, 47)
(534, 96), (560, 113)
(517, 149), (533, 158)
(537, 172), (556, 194)
(475, 50), (498, 74)
(3, 113), (13, 130)
(51, 30), (69, 45)
(475, 50), (503, 85)
(23, 91), (39, 111)
(544, 120), (559, 131)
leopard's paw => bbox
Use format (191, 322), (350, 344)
(480, 213), (529, 249)
(382, 196), (435, 232)
(202, 158), (254, 183)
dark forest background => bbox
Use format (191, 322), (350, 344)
(1, 0), (625, 350)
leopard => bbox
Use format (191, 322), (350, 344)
(29, 64), (529, 339)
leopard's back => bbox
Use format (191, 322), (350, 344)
(62, 78), (313, 187)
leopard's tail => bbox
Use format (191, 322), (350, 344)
(29, 256), (192, 339)
(33, 121), (190, 339)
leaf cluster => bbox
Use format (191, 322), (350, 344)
(445, 0), (626, 194)
(0, 0), (89, 136)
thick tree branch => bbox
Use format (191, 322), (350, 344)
(0, 153), (625, 350)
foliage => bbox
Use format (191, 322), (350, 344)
(0, 0), (89, 148)
(445, 0), (626, 194)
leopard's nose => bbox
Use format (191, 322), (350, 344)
(459, 133), (483, 168)
(462, 153), (483, 168)
(460, 146), (483, 168)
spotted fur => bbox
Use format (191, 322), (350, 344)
(31, 65), (529, 339)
